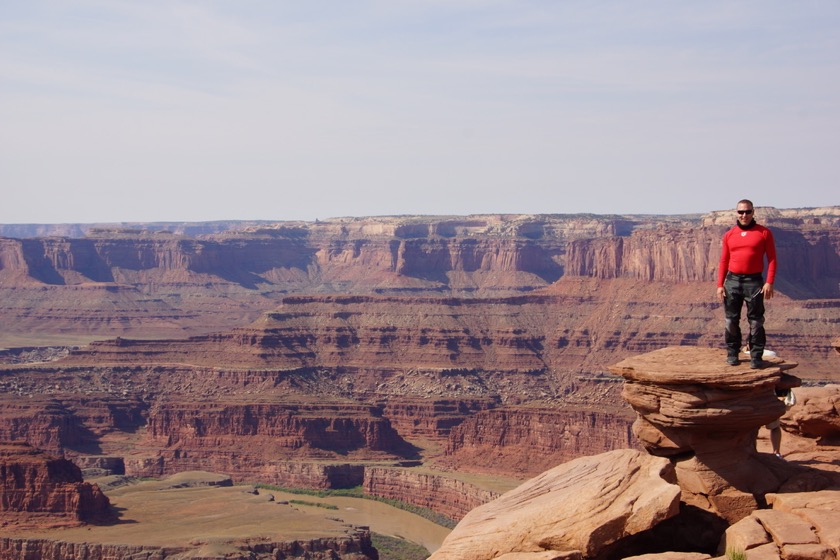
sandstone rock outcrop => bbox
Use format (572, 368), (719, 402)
(781, 384), (840, 443)
(382, 397), (498, 439)
(609, 346), (809, 523)
(0, 391), (148, 455)
(428, 449), (681, 560)
(0, 443), (112, 528)
(0, 399), (81, 453)
(144, 400), (406, 456)
(127, 399), (413, 479)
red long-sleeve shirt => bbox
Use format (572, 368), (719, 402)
(717, 223), (777, 288)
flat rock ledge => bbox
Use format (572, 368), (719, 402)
(720, 489), (840, 559)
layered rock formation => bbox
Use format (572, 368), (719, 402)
(1, 253), (837, 516)
(609, 346), (810, 523)
(129, 399), (413, 478)
(0, 391), (147, 455)
(0, 400), (81, 453)
(0, 443), (112, 528)
(382, 398), (498, 439)
(781, 384), (840, 443)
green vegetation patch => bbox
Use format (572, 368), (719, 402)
(255, 484), (456, 529)
(288, 499), (339, 510)
(726, 549), (747, 560)
(255, 484), (365, 498)
(367, 495), (456, 529)
(371, 533), (430, 560)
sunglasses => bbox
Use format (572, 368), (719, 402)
(737, 209), (754, 215)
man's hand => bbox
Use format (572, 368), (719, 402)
(717, 287), (726, 302)
(762, 283), (775, 300)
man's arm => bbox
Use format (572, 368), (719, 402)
(763, 229), (777, 300)
(717, 232), (731, 302)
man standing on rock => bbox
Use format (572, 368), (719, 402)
(717, 199), (777, 369)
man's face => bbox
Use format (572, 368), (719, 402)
(736, 202), (754, 226)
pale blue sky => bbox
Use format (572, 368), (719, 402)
(1, 1), (838, 223)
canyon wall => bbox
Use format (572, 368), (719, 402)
(52, 278), (840, 379)
(440, 406), (637, 478)
(565, 224), (840, 298)
(2, 211), (837, 295)
(363, 467), (503, 522)
(2, 211), (837, 367)
(0, 533), (376, 560)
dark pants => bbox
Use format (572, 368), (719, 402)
(723, 272), (766, 359)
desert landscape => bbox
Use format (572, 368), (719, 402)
(1, 208), (839, 559)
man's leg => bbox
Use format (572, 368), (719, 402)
(745, 277), (766, 365)
(770, 426), (782, 457)
(766, 419), (782, 457)
(724, 276), (744, 363)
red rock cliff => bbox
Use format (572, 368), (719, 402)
(363, 466), (504, 522)
(565, 223), (840, 297)
(441, 406), (637, 477)
(0, 443), (112, 527)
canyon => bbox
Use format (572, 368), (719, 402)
(1, 209), (838, 558)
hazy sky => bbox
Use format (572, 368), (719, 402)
(1, 1), (838, 223)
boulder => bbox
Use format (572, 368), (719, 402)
(782, 384), (840, 442)
(428, 449), (680, 560)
